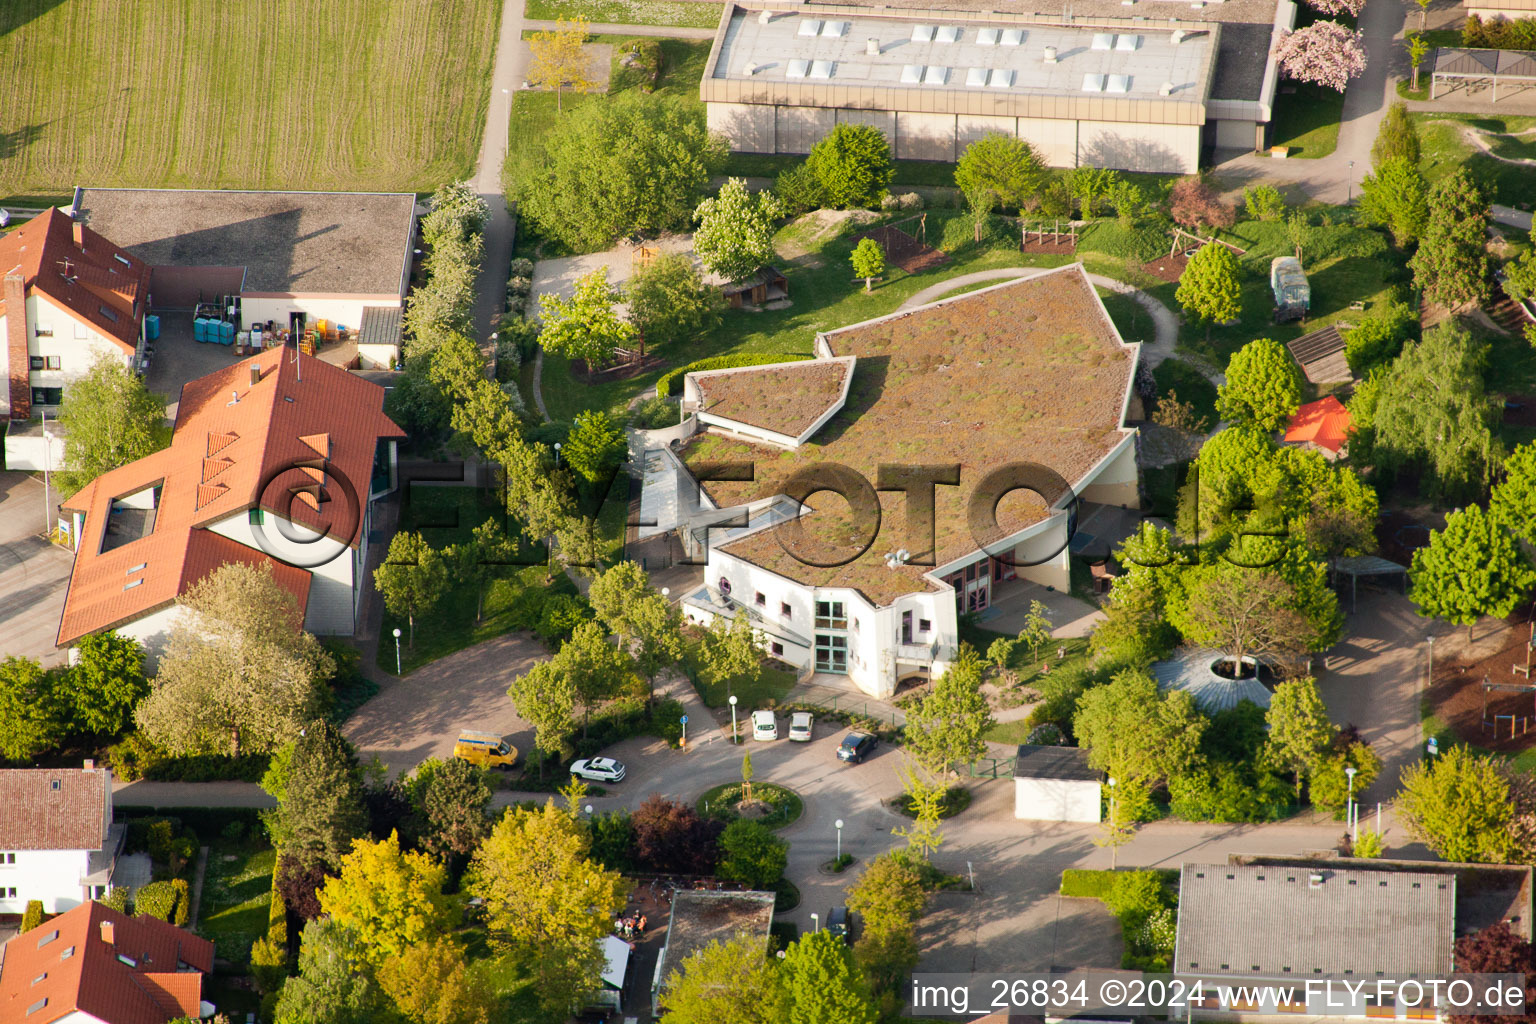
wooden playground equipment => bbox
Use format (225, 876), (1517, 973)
(1167, 227), (1247, 258)
(1481, 623), (1536, 736)
(1020, 220), (1077, 247)
(852, 214), (948, 274)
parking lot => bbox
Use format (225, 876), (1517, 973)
(0, 471), (73, 667)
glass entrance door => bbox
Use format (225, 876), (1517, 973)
(815, 634), (848, 673)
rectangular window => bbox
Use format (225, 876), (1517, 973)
(36, 930), (59, 949)
(113, 253), (131, 266)
(29, 356), (43, 370)
(770, 642), (784, 657)
(26, 998), (47, 1017)
(34, 325), (53, 338)
(815, 634), (849, 674)
(31, 387), (62, 407)
(1, 886), (15, 898)
(249, 508), (265, 526)
(1, 852), (16, 865)
(45, 356), (60, 370)
(815, 601), (847, 629)
(1365, 996), (1397, 1019)
(919, 619), (931, 633)
(31, 973), (45, 986)
(59, 946), (74, 960)
(755, 592), (766, 607)
(780, 602), (792, 619)
(1277, 994), (1309, 1014)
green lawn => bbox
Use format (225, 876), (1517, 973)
(1152, 359), (1219, 428)
(525, 0), (722, 28)
(0, 0), (499, 196)
(1268, 82), (1345, 158)
(197, 842), (276, 966)
(1416, 113), (1536, 209)
(688, 650), (797, 709)
(378, 485), (579, 674)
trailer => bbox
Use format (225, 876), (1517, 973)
(1271, 257), (1311, 323)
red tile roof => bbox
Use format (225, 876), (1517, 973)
(0, 207), (148, 351)
(0, 902), (214, 1024)
(0, 766), (110, 851)
(57, 348), (403, 646)
(1284, 395), (1352, 454)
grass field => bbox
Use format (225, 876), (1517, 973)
(197, 841), (276, 966)
(526, 0), (722, 27)
(1416, 113), (1536, 209)
(0, 0), (499, 197)
(1268, 82), (1345, 158)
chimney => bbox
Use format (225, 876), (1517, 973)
(5, 274), (30, 421)
(100, 920), (114, 945)
(1043, 45), (1058, 63)
(68, 186), (83, 219)
(758, 8), (772, 22)
(1171, 28), (1187, 43)
(228, 390), (240, 406)
(1160, 81), (1175, 95)
(866, 37), (880, 55)
(249, 362), (261, 387)
(83, 759), (95, 772)
(1308, 873), (1325, 889)
(73, 221), (84, 248)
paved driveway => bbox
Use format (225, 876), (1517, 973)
(343, 631), (544, 778)
(0, 471), (73, 666)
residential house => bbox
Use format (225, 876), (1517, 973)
(0, 901), (215, 1024)
(659, 265), (1140, 698)
(0, 763), (121, 914)
(55, 348), (404, 666)
(73, 187), (419, 369)
(0, 207), (149, 422)
(1174, 863), (1455, 1019)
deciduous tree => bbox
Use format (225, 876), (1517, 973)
(537, 268), (638, 369)
(892, 768), (946, 859)
(507, 659), (578, 774)
(272, 720), (368, 870)
(1263, 678), (1336, 794)
(1398, 746), (1522, 863)
(374, 532), (449, 648)
(274, 919), (388, 1024)
(317, 831), (456, 965)
(1409, 169), (1492, 309)
(1410, 504), (1536, 640)
(659, 934), (787, 1024)
(1176, 243), (1242, 341)
(406, 756), (493, 863)
(587, 561), (685, 696)
(698, 614), (762, 701)
(626, 252), (724, 348)
(59, 631), (149, 737)
(135, 563), (332, 758)
(850, 238), (886, 292)
(807, 124), (894, 210)
(563, 410), (627, 487)
(466, 800), (628, 1016)
(1451, 922), (1536, 1024)
(1216, 337), (1302, 432)
(631, 795), (723, 874)
(1371, 101), (1422, 168)
(1273, 22), (1369, 92)
(954, 133), (1047, 210)
(1492, 441), (1536, 545)
(1073, 669), (1205, 815)
(716, 819), (788, 889)
(1343, 297), (1417, 375)
(846, 852), (926, 995)
(377, 934), (494, 1024)
(693, 178), (783, 284)
(781, 930), (879, 1024)
(1359, 157), (1429, 249)
(1169, 177), (1235, 234)
(527, 17), (596, 113)
(903, 646), (992, 778)
(1173, 566), (1317, 672)
(0, 657), (65, 761)
(58, 353), (169, 495)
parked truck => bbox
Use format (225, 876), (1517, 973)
(1271, 257), (1311, 323)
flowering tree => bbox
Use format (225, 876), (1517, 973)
(1303, 0), (1366, 17)
(1273, 22), (1368, 92)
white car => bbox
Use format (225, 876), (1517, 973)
(570, 757), (626, 783)
(788, 712), (814, 742)
(752, 709), (778, 741)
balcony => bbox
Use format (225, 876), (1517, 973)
(893, 640), (937, 664)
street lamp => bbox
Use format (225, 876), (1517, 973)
(1345, 765), (1358, 842)
(1347, 160), (1355, 204)
(41, 418), (53, 540)
(392, 627), (402, 674)
(1107, 777), (1118, 869)
(729, 694), (739, 743)
(1427, 634), (1435, 686)
(662, 587), (670, 602)
(811, 913), (819, 933)
(835, 818), (845, 861)
(584, 804), (594, 817)
(553, 442), (562, 467)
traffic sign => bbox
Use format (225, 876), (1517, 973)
(681, 714), (689, 724)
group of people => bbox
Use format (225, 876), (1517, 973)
(614, 914), (647, 940)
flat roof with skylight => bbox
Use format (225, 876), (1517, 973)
(705, 3), (1219, 119)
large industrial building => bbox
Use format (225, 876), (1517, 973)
(702, 0), (1296, 171)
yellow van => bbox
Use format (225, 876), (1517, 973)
(452, 731), (518, 770)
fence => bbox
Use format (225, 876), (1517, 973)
(968, 756), (1018, 779)
(1484, 714), (1535, 738)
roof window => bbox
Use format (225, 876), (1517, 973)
(112, 253), (130, 266)
(911, 24), (935, 42)
(1082, 73), (1106, 92)
(936, 25), (961, 43)
(900, 64), (923, 84)
(1116, 33), (1142, 50)
(26, 999), (48, 1017)
(977, 27), (1000, 45)
(37, 930), (59, 949)
(966, 67), (988, 87)
(123, 579), (144, 590)
(809, 59), (834, 78)
(98, 305), (118, 322)
(787, 59), (809, 78)
(798, 19), (822, 36)
(60, 946), (74, 960)
(126, 563), (147, 575)
(1002, 28), (1024, 45)
(989, 69), (1015, 87)
(1092, 33), (1115, 50)
(1106, 74), (1130, 93)
(923, 65), (949, 85)
(117, 954), (137, 967)
(820, 20), (846, 37)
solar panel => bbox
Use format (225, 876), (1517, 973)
(1082, 73), (1106, 91)
(1092, 33), (1115, 50)
(787, 59), (810, 78)
(798, 19), (822, 37)
(810, 59), (834, 79)
(977, 27), (1000, 45)
(966, 66), (988, 87)
(911, 24), (935, 42)
(923, 65), (949, 85)
(821, 20), (847, 37)
(900, 63), (924, 84)
(989, 68), (1015, 88)
(936, 25), (961, 43)
(1116, 33), (1142, 50)
(1106, 74), (1130, 92)
(1001, 28), (1025, 45)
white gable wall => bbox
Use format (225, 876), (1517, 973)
(206, 511), (358, 635)
(0, 848), (94, 913)
(1014, 777), (1101, 822)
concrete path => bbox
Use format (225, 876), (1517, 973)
(471, 0), (530, 344)
(524, 19), (716, 38)
(111, 781), (276, 808)
(898, 267), (1185, 371)
(0, 471), (72, 666)
(1494, 204), (1534, 233)
(187, 846), (211, 927)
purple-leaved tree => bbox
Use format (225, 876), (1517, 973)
(1273, 21), (1369, 92)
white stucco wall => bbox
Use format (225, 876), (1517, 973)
(0, 848), (93, 913)
(3, 429), (67, 472)
(206, 510), (358, 635)
(240, 294), (399, 334)
(1014, 777), (1102, 822)
(8, 293), (135, 408)
(115, 604), (186, 674)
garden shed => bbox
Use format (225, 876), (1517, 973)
(1286, 324), (1350, 384)
(710, 265), (789, 308)
(1013, 744), (1102, 823)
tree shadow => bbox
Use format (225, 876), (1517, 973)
(0, 0), (69, 38)
(0, 122), (44, 161)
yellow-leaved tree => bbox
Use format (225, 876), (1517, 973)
(465, 800), (629, 1015)
(377, 934), (495, 1024)
(316, 831), (456, 965)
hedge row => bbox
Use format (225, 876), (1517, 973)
(656, 353), (811, 399)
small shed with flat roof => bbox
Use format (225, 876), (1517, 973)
(1014, 744), (1101, 822)
(651, 890), (776, 1014)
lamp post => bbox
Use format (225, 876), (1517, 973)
(1347, 160), (1355, 204)
(835, 818), (845, 861)
(553, 442), (562, 467)
(1107, 777), (1118, 869)
(811, 913), (819, 933)
(662, 587), (670, 602)
(1427, 634), (1435, 687)
(729, 694), (739, 744)
(1345, 765), (1358, 842)
(41, 415), (53, 540)
(584, 804), (594, 818)
(392, 627), (402, 674)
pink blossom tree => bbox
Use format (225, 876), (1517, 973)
(1273, 21), (1369, 92)
(1303, 0), (1367, 18)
